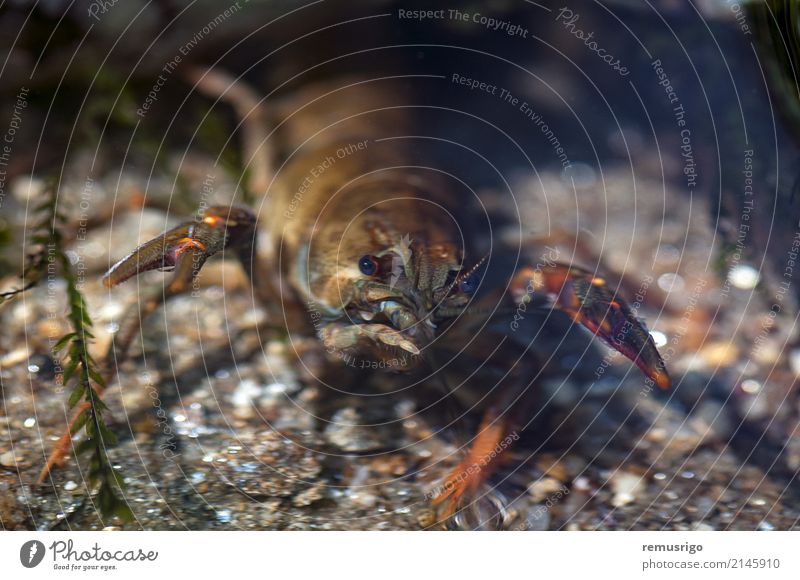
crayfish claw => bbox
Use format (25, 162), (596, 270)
(512, 263), (671, 389)
(102, 226), (196, 288)
(102, 206), (257, 290)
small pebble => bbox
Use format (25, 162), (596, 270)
(611, 472), (644, 507)
(694, 496), (716, 519)
(521, 506), (550, 531)
(527, 477), (563, 502)
(348, 492), (377, 509)
(700, 341), (739, 367)
(63, 481), (78, 492)
(231, 379), (261, 408)
(573, 476), (591, 491)
(293, 484), (325, 507)
(324, 408), (382, 452)
(693, 523), (715, 531)
(741, 379), (761, 394)
(0, 450), (19, 467)
(0, 347), (31, 369)
(12, 175), (46, 201)
(758, 520), (775, 531)
(416, 508), (437, 528)
(790, 349), (800, 377)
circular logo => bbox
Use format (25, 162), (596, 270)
(19, 540), (46, 568)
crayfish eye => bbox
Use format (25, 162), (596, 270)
(458, 273), (480, 294)
(358, 255), (380, 276)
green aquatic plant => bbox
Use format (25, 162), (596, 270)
(1, 181), (132, 522)
(751, 0), (800, 133)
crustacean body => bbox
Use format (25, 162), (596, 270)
(57, 68), (671, 526)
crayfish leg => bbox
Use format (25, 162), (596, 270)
(431, 410), (513, 526)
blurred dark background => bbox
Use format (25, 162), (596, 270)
(1, 0), (800, 531)
(0, 0), (798, 287)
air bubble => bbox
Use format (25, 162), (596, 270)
(657, 273), (685, 293)
(650, 331), (668, 348)
(741, 379), (761, 394)
(728, 265), (760, 289)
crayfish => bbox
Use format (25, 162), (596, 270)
(44, 66), (670, 528)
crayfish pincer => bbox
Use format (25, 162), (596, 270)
(49, 67), (670, 528)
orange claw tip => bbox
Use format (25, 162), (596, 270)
(101, 266), (120, 288)
(643, 364), (672, 390)
(101, 258), (139, 289)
